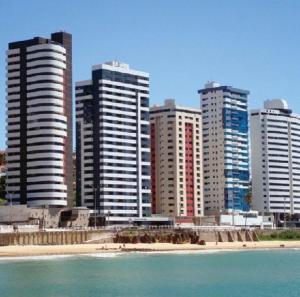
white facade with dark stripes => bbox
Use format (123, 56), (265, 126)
(251, 99), (300, 215)
(6, 32), (73, 207)
(76, 61), (151, 223)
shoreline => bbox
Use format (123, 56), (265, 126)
(1, 241), (300, 258)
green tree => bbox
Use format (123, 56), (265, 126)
(0, 176), (5, 199)
(245, 190), (252, 207)
(244, 188), (252, 228)
(0, 175), (7, 205)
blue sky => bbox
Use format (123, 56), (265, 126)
(0, 0), (300, 149)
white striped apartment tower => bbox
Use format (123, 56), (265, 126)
(198, 82), (250, 214)
(76, 61), (151, 224)
(6, 32), (73, 207)
(150, 99), (203, 220)
(251, 99), (300, 217)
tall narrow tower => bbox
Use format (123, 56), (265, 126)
(150, 99), (203, 221)
(251, 99), (300, 218)
(198, 82), (250, 214)
(76, 61), (151, 224)
(6, 32), (73, 207)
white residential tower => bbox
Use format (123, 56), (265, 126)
(251, 99), (300, 217)
(76, 61), (151, 224)
(6, 32), (73, 207)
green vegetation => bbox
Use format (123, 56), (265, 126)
(0, 175), (5, 200)
(258, 230), (300, 241)
(0, 198), (6, 205)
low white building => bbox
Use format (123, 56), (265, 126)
(220, 211), (274, 228)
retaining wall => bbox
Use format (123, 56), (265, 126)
(0, 230), (113, 246)
(0, 229), (260, 246)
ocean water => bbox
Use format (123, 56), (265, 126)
(0, 249), (300, 297)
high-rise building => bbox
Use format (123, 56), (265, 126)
(251, 99), (300, 217)
(198, 82), (250, 214)
(150, 99), (203, 220)
(76, 61), (151, 224)
(6, 32), (73, 207)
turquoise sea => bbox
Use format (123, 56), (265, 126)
(0, 249), (300, 297)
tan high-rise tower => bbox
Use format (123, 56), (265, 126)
(150, 99), (203, 221)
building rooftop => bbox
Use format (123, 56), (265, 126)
(251, 99), (295, 117)
(204, 81), (221, 88)
(92, 61), (149, 77)
(264, 99), (288, 110)
(8, 32), (71, 49)
(198, 81), (249, 95)
(150, 99), (201, 115)
(104, 61), (129, 69)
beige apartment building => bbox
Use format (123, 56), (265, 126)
(150, 99), (203, 221)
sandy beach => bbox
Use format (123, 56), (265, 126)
(0, 241), (299, 257)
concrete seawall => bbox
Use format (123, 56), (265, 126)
(0, 229), (261, 246)
(0, 230), (114, 246)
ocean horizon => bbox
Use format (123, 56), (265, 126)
(0, 249), (300, 297)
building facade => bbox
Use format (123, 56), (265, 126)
(6, 32), (73, 207)
(76, 61), (151, 224)
(251, 99), (300, 216)
(150, 99), (203, 219)
(198, 82), (250, 214)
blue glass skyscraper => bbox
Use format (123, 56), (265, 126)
(198, 82), (250, 214)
